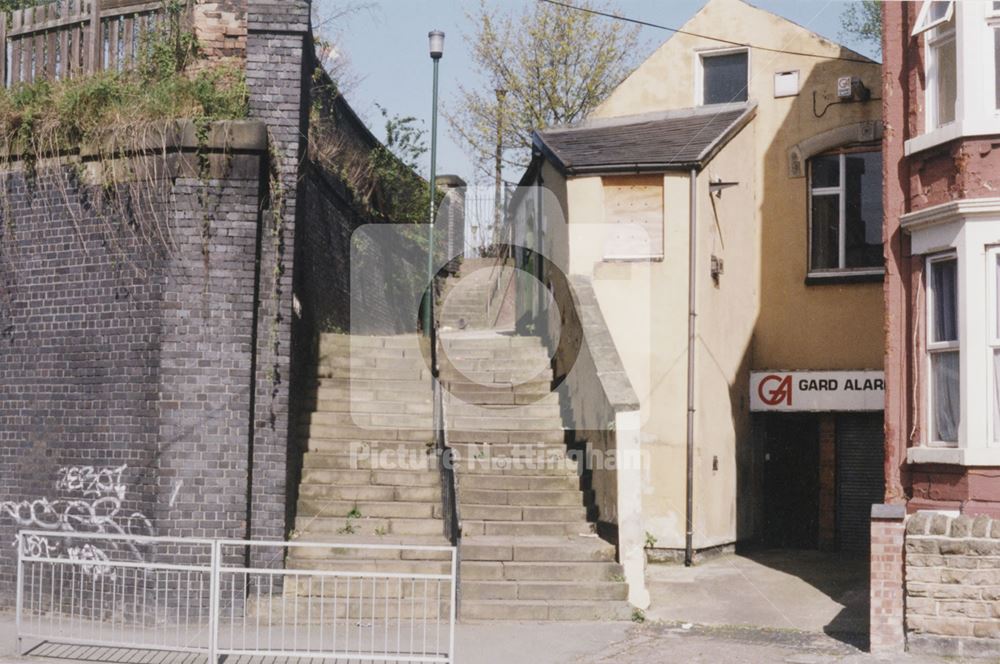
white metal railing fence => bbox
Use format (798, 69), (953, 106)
(15, 530), (457, 663)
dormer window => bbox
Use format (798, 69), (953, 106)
(699, 49), (748, 105)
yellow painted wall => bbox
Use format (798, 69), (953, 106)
(593, 0), (885, 371)
(542, 0), (884, 549)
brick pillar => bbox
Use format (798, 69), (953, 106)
(870, 503), (907, 654)
(818, 414), (836, 551)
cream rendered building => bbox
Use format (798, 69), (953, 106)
(517, 0), (885, 560)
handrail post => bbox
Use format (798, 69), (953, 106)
(208, 539), (220, 664)
(15, 532), (24, 655)
(88, 0), (101, 74)
(1, 10), (7, 90)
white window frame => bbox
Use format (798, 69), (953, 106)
(925, 12), (957, 131)
(913, 0), (955, 37)
(806, 150), (885, 277)
(988, 4), (1000, 112)
(988, 247), (1000, 445)
(902, 199), (1000, 465)
(695, 47), (750, 107)
(907, 1), (1000, 154)
(926, 253), (961, 447)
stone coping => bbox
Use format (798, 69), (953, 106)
(906, 511), (1000, 539)
(566, 274), (640, 412)
(0, 120), (268, 163)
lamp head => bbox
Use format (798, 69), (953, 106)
(429, 30), (445, 60)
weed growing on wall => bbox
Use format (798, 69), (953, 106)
(0, 0), (249, 259)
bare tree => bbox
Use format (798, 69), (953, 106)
(447, 0), (642, 180)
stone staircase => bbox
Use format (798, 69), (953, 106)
(439, 258), (514, 331)
(285, 263), (632, 621)
(286, 334), (451, 613)
(441, 331), (632, 621)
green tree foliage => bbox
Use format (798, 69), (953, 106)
(448, 0), (642, 175)
(369, 105), (429, 225)
(0, 0), (37, 12)
(839, 0), (882, 58)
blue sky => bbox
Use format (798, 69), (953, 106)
(315, 0), (879, 185)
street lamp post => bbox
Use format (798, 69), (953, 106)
(424, 30), (444, 337)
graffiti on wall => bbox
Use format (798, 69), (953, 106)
(1, 465), (154, 577)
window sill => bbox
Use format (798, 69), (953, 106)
(905, 116), (1000, 156)
(805, 271), (885, 286)
(908, 446), (1000, 466)
(602, 256), (665, 263)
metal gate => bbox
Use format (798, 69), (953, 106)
(836, 413), (886, 553)
(15, 530), (457, 663)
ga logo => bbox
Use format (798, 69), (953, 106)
(758, 374), (793, 407)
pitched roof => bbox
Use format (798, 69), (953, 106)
(532, 103), (757, 176)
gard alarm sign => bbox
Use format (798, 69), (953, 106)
(750, 371), (885, 412)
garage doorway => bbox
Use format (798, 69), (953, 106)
(761, 413), (820, 549)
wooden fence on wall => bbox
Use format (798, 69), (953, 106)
(1, 0), (165, 88)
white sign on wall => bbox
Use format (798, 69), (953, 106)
(750, 371), (885, 412)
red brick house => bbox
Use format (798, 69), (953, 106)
(875, 0), (1000, 657)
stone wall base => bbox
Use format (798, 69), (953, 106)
(908, 634), (1000, 659)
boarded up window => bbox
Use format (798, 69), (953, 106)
(602, 175), (665, 259)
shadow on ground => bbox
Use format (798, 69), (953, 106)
(645, 548), (869, 649)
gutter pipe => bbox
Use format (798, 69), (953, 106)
(685, 168), (697, 567)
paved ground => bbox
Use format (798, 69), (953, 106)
(0, 551), (955, 663)
(645, 549), (870, 642)
(0, 620), (952, 664)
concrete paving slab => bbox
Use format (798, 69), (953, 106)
(645, 550), (869, 639)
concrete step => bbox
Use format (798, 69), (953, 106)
(459, 488), (583, 506)
(462, 581), (627, 602)
(307, 412), (435, 429)
(443, 371), (551, 386)
(444, 390), (556, 406)
(320, 355), (428, 370)
(440, 335), (544, 349)
(298, 469), (440, 487)
(458, 504), (586, 522)
(320, 334), (425, 350)
(455, 474), (580, 491)
(460, 599), (632, 621)
(249, 597), (452, 621)
(318, 378), (430, 392)
(447, 429), (565, 445)
(446, 404), (559, 419)
(285, 559), (452, 581)
(460, 536), (616, 563)
(284, 534), (451, 561)
(457, 461), (579, 476)
(460, 560), (621, 583)
(303, 424), (433, 443)
(321, 367), (431, 381)
(462, 520), (595, 538)
(311, 400), (432, 415)
(297, 516), (444, 537)
(296, 500), (438, 520)
(302, 447), (437, 469)
(297, 484), (440, 502)
(315, 386), (432, 403)
(449, 442), (569, 458)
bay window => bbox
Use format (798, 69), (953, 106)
(808, 149), (884, 275)
(907, 0), (1000, 153)
(927, 255), (960, 445)
(914, 1), (957, 129)
(902, 199), (1000, 465)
